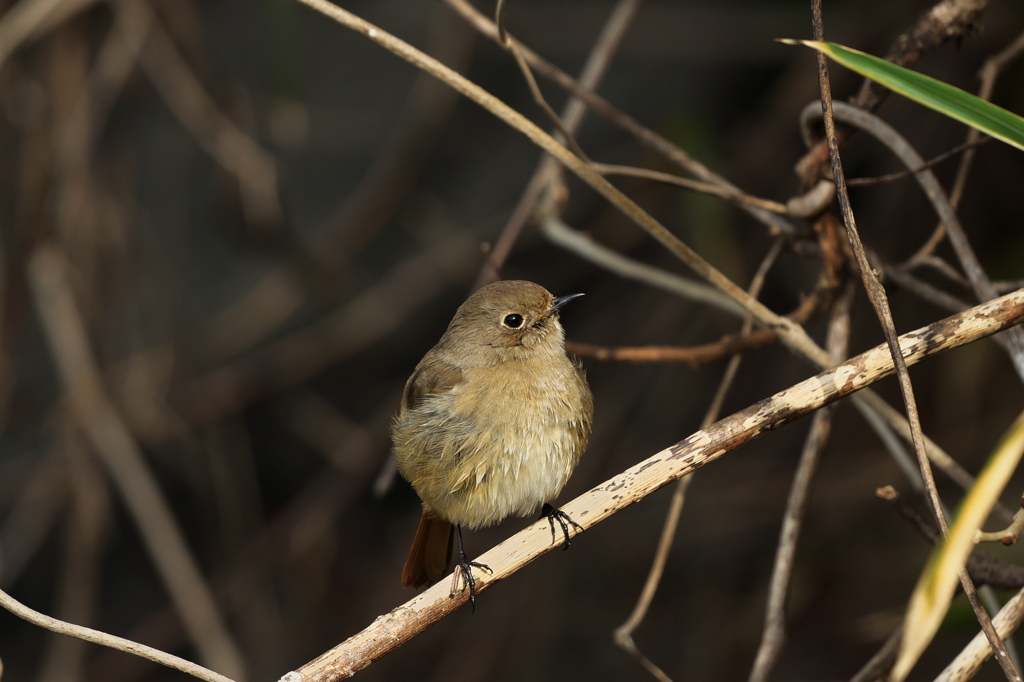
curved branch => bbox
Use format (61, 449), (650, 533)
(443, 0), (798, 238)
(28, 246), (247, 680)
(280, 287), (1024, 682)
(0, 588), (235, 682)
(800, 99), (1024, 381)
(293, 0), (995, 533)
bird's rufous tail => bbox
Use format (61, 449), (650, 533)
(402, 512), (453, 587)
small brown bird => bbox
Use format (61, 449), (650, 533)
(393, 280), (593, 605)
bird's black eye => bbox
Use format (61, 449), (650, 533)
(502, 313), (524, 329)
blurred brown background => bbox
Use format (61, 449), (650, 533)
(1, 0), (1024, 680)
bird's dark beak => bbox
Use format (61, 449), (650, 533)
(551, 293), (585, 311)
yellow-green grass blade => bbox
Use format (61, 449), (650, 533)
(892, 410), (1024, 681)
(782, 40), (1024, 152)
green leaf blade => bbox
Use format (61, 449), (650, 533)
(793, 40), (1024, 152)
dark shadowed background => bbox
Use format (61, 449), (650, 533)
(1, 0), (1024, 680)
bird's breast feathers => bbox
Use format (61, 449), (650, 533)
(395, 357), (590, 528)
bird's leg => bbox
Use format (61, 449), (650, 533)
(451, 524), (492, 611)
(542, 503), (584, 549)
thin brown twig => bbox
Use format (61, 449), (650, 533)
(476, 0), (643, 287)
(444, 0), (798, 238)
(883, 264), (971, 313)
(800, 100), (1024, 380)
(813, 5), (941, 529)
(853, 484), (1024, 680)
(920, 28), (1024, 265)
(553, 204), (832, 367)
(701, 244), (787, 426)
(0, 587), (236, 682)
(748, 281), (854, 682)
(852, 0), (989, 113)
(905, 254), (971, 289)
(566, 332), (775, 365)
(795, 0), (990, 189)
(857, 388), (990, 500)
(500, 19), (591, 163)
(540, 134), (960, 501)
(494, 0), (615, 165)
(541, 215), (745, 317)
(879, 489), (1024, 678)
(38, 440), (109, 682)
(494, 0), (509, 44)
(977, 506), (1024, 545)
(295, 0), (992, 530)
(844, 139), (986, 187)
(879, 254), (1024, 360)
(87, 407), (388, 680)
(282, 287), (1024, 681)
(27, 245), (247, 681)
(561, 222), (833, 368)
(882, 487), (1024, 589)
(811, 2), (1016, 679)
(612, 471), (682, 682)
(291, 0), (839, 380)
(786, 179), (836, 219)
(615, 239), (785, 682)
(850, 625), (904, 682)
(909, 28), (1024, 264)
(879, 256), (1021, 355)
(935, 586), (1024, 682)
(592, 163), (788, 214)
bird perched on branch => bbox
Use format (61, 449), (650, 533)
(393, 279), (593, 606)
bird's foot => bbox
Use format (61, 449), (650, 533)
(450, 551), (492, 612)
(542, 503), (584, 549)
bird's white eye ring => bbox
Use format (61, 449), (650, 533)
(502, 313), (524, 329)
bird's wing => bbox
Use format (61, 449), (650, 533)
(401, 356), (464, 413)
